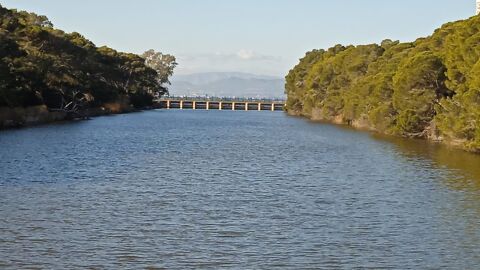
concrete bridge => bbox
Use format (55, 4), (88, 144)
(157, 98), (285, 111)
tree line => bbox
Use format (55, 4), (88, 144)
(285, 15), (480, 152)
(0, 4), (176, 113)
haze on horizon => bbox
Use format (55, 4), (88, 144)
(1, 0), (475, 77)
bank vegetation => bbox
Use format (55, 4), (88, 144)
(286, 15), (480, 152)
(0, 4), (176, 128)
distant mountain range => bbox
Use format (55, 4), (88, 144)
(168, 72), (285, 99)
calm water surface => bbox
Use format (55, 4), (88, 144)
(1, 110), (480, 269)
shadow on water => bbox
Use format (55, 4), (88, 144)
(371, 133), (480, 191)
(303, 118), (480, 191)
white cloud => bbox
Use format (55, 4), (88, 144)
(174, 51), (287, 76)
(236, 49), (255, 60)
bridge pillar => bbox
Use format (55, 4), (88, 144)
(167, 100), (170, 109)
(180, 100), (183, 110)
(219, 102), (222, 110)
(245, 102), (248, 111)
(193, 101), (196, 110)
(206, 101), (210, 110)
(258, 103), (261, 111)
(271, 103), (275, 111)
(232, 102), (235, 111)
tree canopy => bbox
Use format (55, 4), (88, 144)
(285, 15), (480, 152)
(0, 5), (175, 110)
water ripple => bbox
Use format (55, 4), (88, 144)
(0, 110), (480, 269)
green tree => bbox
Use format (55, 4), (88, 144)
(284, 14), (480, 152)
(0, 4), (176, 111)
(392, 51), (448, 136)
(142, 49), (177, 89)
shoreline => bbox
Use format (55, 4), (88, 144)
(0, 103), (161, 130)
(3, 105), (478, 155)
(286, 109), (480, 155)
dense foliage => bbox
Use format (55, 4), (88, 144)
(0, 5), (175, 110)
(285, 16), (480, 152)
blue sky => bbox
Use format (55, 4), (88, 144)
(1, 0), (476, 76)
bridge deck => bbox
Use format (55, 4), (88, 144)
(157, 99), (285, 111)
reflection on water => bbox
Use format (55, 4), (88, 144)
(372, 134), (480, 191)
(0, 110), (480, 269)
(371, 133), (480, 265)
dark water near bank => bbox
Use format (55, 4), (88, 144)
(1, 110), (480, 269)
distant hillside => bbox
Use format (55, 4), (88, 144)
(169, 72), (285, 98)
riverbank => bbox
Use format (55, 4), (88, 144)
(286, 109), (479, 154)
(285, 15), (480, 153)
(0, 100), (160, 130)
(0, 5), (173, 130)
